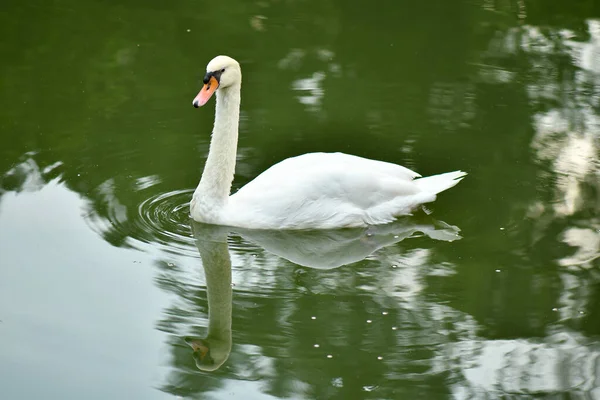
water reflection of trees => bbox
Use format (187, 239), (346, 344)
(480, 7), (600, 316)
(432, 2), (600, 396)
(156, 220), (468, 399)
(1, 0), (599, 398)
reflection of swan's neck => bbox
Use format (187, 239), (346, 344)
(202, 240), (233, 341)
(193, 235), (233, 371)
(194, 85), (241, 209)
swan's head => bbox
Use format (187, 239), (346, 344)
(192, 55), (241, 108)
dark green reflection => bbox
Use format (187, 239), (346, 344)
(1, 0), (599, 399)
(159, 216), (463, 398)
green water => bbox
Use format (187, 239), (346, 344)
(1, 0), (599, 398)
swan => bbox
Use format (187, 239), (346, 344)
(190, 55), (466, 230)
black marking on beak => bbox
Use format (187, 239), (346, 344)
(203, 70), (223, 85)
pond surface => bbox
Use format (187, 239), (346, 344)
(1, 0), (599, 399)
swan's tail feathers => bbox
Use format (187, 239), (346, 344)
(414, 170), (467, 195)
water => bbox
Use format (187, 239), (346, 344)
(1, 0), (599, 398)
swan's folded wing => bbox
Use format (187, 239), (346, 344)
(225, 152), (424, 229)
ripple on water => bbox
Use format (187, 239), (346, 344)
(87, 188), (200, 258)
(135, 189), (197, 256)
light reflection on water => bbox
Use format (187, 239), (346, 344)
(153, 216), (469, 398)
(1, 1), (600, 399)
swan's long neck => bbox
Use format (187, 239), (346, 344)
(195, 84), (241, 208)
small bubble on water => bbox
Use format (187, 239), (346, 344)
(393, 235), (399, 239)
(377, 356), (383, 360)
(327, 354), (333, 359)
(314, 344), (320, 348)
(392, 265), (397, 269)
(392, 326), (397, 330)
(167, 262), (174, 267)
(495, 269), (501, 272)
(552, 308), (558, 312)
(311, 316), (316, 320)
(500, 227), (505, 230)
(579, 311), (585, 314)
(382, 311), (388, 315)
(186, 29), (191, 32)
(366, 320), (372, 323)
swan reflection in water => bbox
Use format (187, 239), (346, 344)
(184, 215), (461, 371)
(184, 225), (233, 372)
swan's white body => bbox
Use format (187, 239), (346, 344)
(190, 56), (466, 230)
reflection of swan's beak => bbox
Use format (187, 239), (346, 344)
(185, 337), (214, 366)
(193, 76), (219, 108)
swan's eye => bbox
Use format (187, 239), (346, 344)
(221, 68), (225, 73)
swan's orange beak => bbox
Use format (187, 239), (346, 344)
(193, 76), (219, 108)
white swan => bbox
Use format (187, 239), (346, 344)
(190, 55), (466, 230)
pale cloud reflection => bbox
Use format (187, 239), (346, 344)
(249, 15), (267, 32)
(96, 178), (128, 226)
(531, 111), (598, 217)
(291, 72), (326, 112)
(560, 227), (600, 268)
(556, 269), (593, 322)
(438, 16), (600, 398)
(372, 248), (600, 398)
(134, 174), (161, 191)
(516, 20), (600, 267)
(476, 64), (515, 84)
(1, 154), (49, 193)
(514, 21), (600, 334)
(277, 49), (306, 70)
(435, 330), (600, 398)
(373, 249), (599, 398)
(572, 20), (600, 74)
(279, 48), (341, 112)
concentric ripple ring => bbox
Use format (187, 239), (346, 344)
(134, 189), (198, 257)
